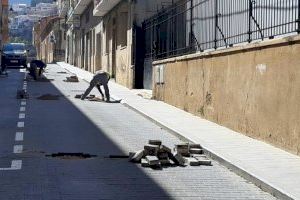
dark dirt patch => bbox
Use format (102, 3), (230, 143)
(46, 153), (97, 160)
(37, 94), (61, 100)
(36, 78), (54, 82)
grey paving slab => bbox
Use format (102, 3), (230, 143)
(57, 61), (300, 200)
(0, 65), (276, 200)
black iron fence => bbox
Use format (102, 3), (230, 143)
(143, 0), (300, 60)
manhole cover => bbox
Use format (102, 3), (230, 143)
(46, 153), (97, 160)
(37, 94), (60, 100)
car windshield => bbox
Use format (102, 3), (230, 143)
(3, 44), (25, 51)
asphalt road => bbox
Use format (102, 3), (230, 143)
(0, 65), (277, 200)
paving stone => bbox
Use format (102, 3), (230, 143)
(159, 159), (170, 165)
(141, 159), (150, 167)
(128, 152), (136, 160)
(145, 156), (160, 166)
(175, 144), (189, 156)
(189, 148), (203, 154)
(148, 140), (162, 146)
(173, 152), (186, 166)
(144, 144), (159, 156)
(192, 154), (207, 159)
(195, 158), (212, 166)
(189, 144), (202, 149)
(184, 157), (200, 166)
(130, 150), (144, 162)
(157, 152), (169, 160)
(160, 145), (172, 153)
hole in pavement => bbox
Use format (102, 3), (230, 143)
(46, 153), (97, 160)
(36, 94), (61, 100)
(105, 155), (129, 159)
(23, 150), (46, 154)
(35, 78), (54, 82)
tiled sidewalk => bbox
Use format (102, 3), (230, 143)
(57, 62), (300, 200)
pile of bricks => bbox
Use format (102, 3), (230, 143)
(16, 89), (29, 99)
(129, 140), (211, 168)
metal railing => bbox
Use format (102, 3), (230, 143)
(143, 0), (300, 60)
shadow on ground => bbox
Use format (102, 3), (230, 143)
(16, 68), (172, 200)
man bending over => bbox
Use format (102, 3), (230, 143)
(81, 70), (110, 102)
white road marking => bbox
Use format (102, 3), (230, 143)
(19, 113), (25, 119)
(13, 145), (23, 154)
(0, 160), (22, 170)
(15, 132), (24, 141)
(21, 101), (26, 106)
(20, 107), (26, 112)
(17, 122), (24, 128)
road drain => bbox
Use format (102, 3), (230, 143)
(37, 94), (60, 100)
(46, 153), (97, 160)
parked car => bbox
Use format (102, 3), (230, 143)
(1, 43), (28, 68)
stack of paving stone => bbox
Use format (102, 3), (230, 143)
(16, 89), (29, 99)
(129, 140), (211, 168)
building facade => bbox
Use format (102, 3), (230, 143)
(1, 0), (9, 44)
(64, 0), (175, 89)
(33, 16), (65, 63)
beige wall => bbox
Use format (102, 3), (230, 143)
(100, 1), (133, 88)
(153, 36), (300, 155)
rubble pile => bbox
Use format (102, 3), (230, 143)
(16, 89), (29, 99)
(64, 76), (79, 82)
(129, 140), (211, 168)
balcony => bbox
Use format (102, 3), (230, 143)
(93, 0), (122, 16)
(73, 0), (92, 15)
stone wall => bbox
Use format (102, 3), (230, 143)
(153, 35), (300, 155)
